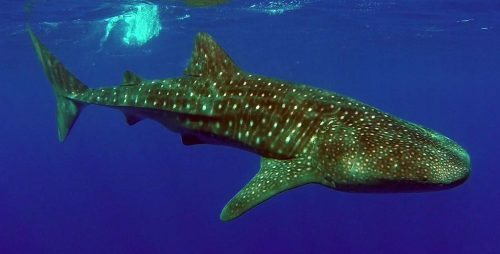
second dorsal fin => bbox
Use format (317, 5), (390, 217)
(122, 70), (143, 86)
(184, 32), (240, 80)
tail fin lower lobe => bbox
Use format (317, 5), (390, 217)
(28, 27), (88, 141)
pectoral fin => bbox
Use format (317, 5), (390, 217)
(220, 157), (318, 221)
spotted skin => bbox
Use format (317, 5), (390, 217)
(29, 28), (470, 221)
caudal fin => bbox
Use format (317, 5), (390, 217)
(28, 27), (88, 141)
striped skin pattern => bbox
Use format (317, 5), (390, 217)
(30, 29), (470, 221)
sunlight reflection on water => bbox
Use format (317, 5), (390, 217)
(101, 2), (162, 47)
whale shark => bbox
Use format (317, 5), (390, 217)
(29, 28), (470, 221)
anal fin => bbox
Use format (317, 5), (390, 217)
(220, 157), (319, 221)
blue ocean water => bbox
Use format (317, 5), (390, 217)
(1, 0), (499, 253)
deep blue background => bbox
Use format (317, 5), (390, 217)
(1, 1), (499, 253)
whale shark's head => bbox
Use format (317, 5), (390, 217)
(322, 112), (470, 193)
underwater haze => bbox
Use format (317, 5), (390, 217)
(1, 0), (499, 253)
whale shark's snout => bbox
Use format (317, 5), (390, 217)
(425, 132), (470, 189)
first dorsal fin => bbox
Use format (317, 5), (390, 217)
(184, 32), (240, 80)
(122, 70), (142, 86)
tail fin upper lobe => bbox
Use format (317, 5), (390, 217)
(28, 27), (88, 142)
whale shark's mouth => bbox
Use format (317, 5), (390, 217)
(333, 176), (469, 193)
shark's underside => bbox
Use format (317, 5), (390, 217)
(29, 28), (470, 221)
